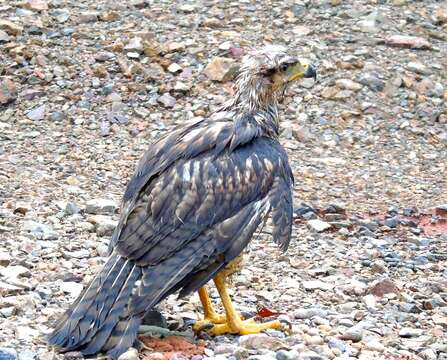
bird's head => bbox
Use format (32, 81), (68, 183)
(233, 45), (316, 111)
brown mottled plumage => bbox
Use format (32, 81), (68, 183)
(48, 46), (316, 359)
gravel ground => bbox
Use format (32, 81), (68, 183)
(1, 1), (446, 360)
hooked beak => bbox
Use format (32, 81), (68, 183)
(288, 61), (317, 82)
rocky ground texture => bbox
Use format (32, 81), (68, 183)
(1, 0), (446, 359)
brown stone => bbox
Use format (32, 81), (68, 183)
(435, 5), (447, 24)
(22, 0), (48, 11)
(0, 20), (23, 36)
(0, 78), (18, 105)
(204, 57), (238, 82)
(369, 279), (399, 297)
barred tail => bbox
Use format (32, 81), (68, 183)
(47, 253), (142, 358)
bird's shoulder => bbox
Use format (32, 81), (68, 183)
(122, 110), (272, 204)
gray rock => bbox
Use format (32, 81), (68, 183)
(26, 105), (46, 120)
(294, 307), (328, 320)
(85, 198), (117, 215)
(406, 62), (431, 75)
(158, 93), (176, 108)
(340, 324), (364, 342)
(358, 73), (385, 92)
(276, 350), (299, 360)
(23, 221), (58, 239)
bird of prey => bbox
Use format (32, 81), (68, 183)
(48, 45), (317, 359)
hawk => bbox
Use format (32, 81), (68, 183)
(48, 45), (317, 359)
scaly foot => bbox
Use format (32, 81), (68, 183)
(206, 317), (285, 336)
(192, 313), (227, 332)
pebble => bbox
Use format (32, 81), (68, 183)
(0, 79), (17, 105)
(158, 93), (177, 108)
(406, 62), (431, 75)
(59, 282), (84, 298)
(204, 57), (238, 82)
(117, 348), (139, 360)
(398, 327), (423, 338)
(238, 334), (286, 351)
(85, 198), (117, 215)
(307, 219), (332, 232)
(26, 105), (46, 121)
(340, 324), (364, 342)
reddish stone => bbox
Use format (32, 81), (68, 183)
(369, 279), (399, 297)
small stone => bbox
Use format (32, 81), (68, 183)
(399, 327), (423, 338)
(435, 5), (447, 24)
(276, 350), (299, 360)
(0, 20), (23, 35)
(0, 265), (30, 280)
(26, 105), (46, 121)
(18, 350), (36, 360)
(117, 348), (139, 360)
(214, 344), (237, 355)
(358, 73), (385, 92)
(294, 307), (327, 319)
(369, 279), (399, 297)
(0, 348), (18, 360)
(22, 0), (48, 11)
(383, 35), (432, 50)
(238, 334), (286, 351)
(0, 79), (17, 105)
(302, 280), (334, 291)
(364, 339), (385, 352)
(85, 198), (117, 215)
(362, 294), (377, 310)
(167, 42), (185, 52)
(125, 37), (144, 53)
(179, 4), (195, 13)
(77, 12), (98, 24)
(23, 220), (58, 239)
(50, 111), (65, 122)
(419, 349), (437, 360)
(328, 338), (348, 352)
(88, 215), (118, 237)
(59, 282), (84, 298)
(335, 79), (362, 91)
(0, 252), (12, 266)
(204, 57), (238, 82)
(0, 30), (10, 42)
(406, 62), (431, 75)
(340, 324), (364, 342)
(158, 93), (176, 108)
(167, 63), (183, 73)
(307, 219), (332, 232)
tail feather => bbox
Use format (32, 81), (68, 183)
(80, 265), (142, 355)
(47, 254), (139, 354)
(102, 316), (142, 359)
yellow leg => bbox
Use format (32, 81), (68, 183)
(192, 286), (226, 332)
(208, 272), (284, 336)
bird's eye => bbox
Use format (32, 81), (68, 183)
(280, 63), (288, 72)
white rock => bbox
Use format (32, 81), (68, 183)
(118, 348), (139, 360)
(59, 282), (84, 298)
(302, 280), (334, 291)
(307, 219), (332, 232)
(0, 266), (30, 280)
